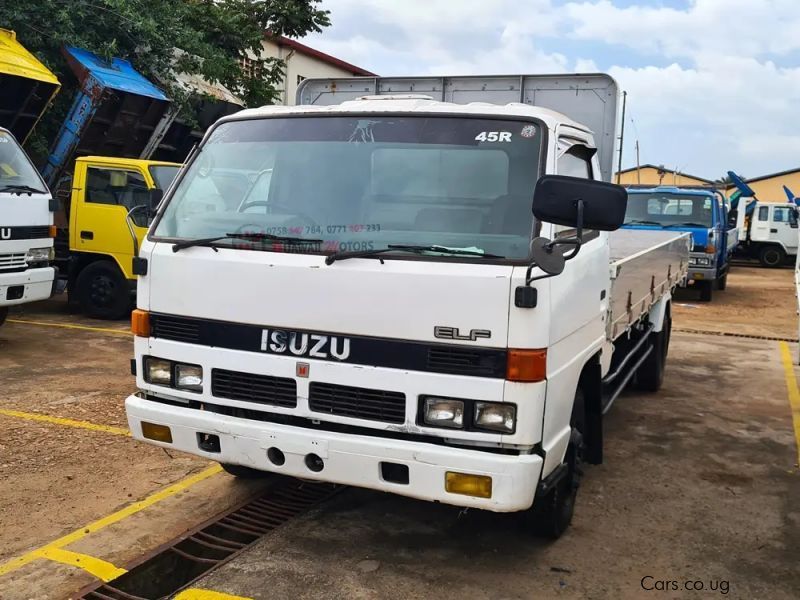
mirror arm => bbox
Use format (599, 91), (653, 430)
(126, 205), (146, 256)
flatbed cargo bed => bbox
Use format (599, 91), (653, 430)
(607, 229), (690, 340)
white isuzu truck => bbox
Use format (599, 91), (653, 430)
(125, 75), (689, 537)
(0, 127), (55, 327)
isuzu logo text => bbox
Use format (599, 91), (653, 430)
(0, 228), (10, 240)
(434, 326), (492, 341)
(260, 329), (351, 361)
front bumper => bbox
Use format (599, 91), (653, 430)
(126, 394), (543, 512)
(0, 266), (55, 307)
(686, 265), (717, 281)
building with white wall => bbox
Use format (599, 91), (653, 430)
(249, 36), (375, 105)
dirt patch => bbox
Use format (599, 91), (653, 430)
(673, 266), (796, 339)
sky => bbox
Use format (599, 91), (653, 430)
(302, 0), (800, 181)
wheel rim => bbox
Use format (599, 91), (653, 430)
(764, 250), (780, 266)
(89, 275), (116, 308)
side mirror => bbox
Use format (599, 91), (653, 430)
(532, 175), (628, 231)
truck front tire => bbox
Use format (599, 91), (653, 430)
(75, 261), (130, 320)
(524, 390), (584, 539)
(0, 306), (7, 327)
(716, 273), (728, 290)
(758, 245), (785, 268)
(699, 280), (713, 302)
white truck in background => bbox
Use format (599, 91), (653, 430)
(124, 74), (689, 537)
(735, 201), (798, 267)
(0, 127), (55, 327)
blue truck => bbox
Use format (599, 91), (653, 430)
(623, 186), (737, 301)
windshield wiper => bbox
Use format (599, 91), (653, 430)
(1, 184), (46, 195)
(625, 219), (662, 226)
(172, 232), (323, 253)
(663, 222), (708, 228)
(325, 244), (504, 265)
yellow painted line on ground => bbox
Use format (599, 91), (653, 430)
(0, 408), (130, 437)
(175, 590), (254, 600)
(0, 464), (222, 579)
(7, 318), (131, 336)
(779, 342), (800, 467)
(34, 547), (127, 582)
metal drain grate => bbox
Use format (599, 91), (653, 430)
(77, 476), (339, 599)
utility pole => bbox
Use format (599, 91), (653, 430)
(635, 140), (641, 184)
(616, 91), (627, 184)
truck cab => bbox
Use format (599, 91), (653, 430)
(0, 127), (55, 326)
(58, 156), (180, 319)
(746, 202), (798, 267)
(123, 74), (688, 538)
(623, 186), (734, 300)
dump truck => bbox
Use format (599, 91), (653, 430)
(54, 156), (180, 318)
(0, 127), (55, 326)
(124, 74), (689, 538)
(41, 46), (172, 189)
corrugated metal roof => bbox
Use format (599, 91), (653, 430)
(63, 45), (168, 100)
(0, 28), (60, 85)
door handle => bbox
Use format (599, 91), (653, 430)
(80, 230), (94, 240)
(770, 228), (778, 233)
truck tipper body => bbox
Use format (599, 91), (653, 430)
(623, 186), (735, 301)
(124, 74), (689, 537)
(0, 29), (61, 144)
(0, 127), (55, 326)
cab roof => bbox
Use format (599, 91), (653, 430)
(228, 96), (593, 135)
(627, 186), (718, 197)
(76, 156), (181, 168)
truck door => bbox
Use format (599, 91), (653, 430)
(771, 206), (799, 255)
(751, 205), (771, 242)
(71, 161), (153, 279)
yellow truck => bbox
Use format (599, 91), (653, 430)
(56, 156), (180, 318)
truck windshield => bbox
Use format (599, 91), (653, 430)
(149, 165), (180, 192)
(0, 130), (46, 195)
(154, 116), (542, 260)
(625, 193), (713, 228)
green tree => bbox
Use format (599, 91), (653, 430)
(1, 0), (330, 159)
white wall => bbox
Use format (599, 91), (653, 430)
(259, 39), (361, 105)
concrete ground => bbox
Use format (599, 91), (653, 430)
(0, 267), (798, 599)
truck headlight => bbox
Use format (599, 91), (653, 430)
(423, 397), (464, 429)
(175, 363), (203, 392)
(25, 247), (53, 263)
(474, 402), (516, 433)
(145, 357), (172, 386)
(689, 256), (711, 266)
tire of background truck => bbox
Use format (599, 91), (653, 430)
(716, 273), (728, 291)
(758, 245), (785, 268)
(220, 463), (273, 479)
(75, 260), (130, 320)
(523, 390), (584, 539)
(0, 306), (7, 327)
(699, 280), (713, 302)
(635, 308), (671, 392)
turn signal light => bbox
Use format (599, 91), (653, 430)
(131, 309), (150, 337)
(48, 225), (57, 238)
(445, 472), (492, 498)
(705, 244), (715, 254)
(506, 349), (547, 382)
(141, 422), (172, 443)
